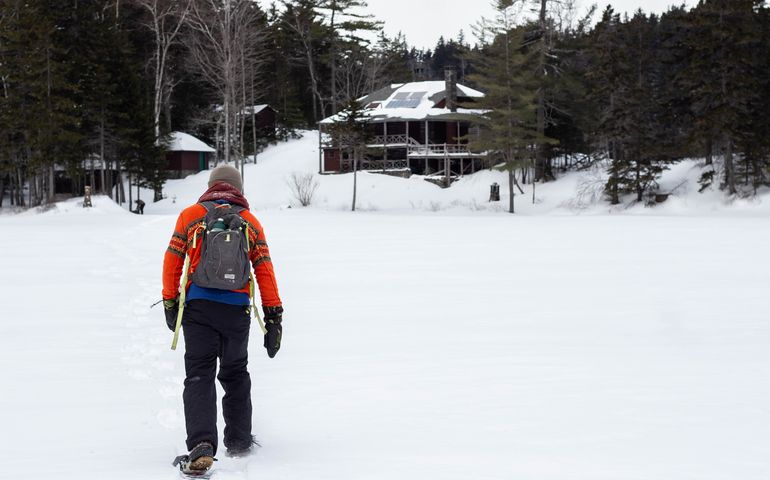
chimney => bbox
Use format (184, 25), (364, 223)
(444, 67), (457, 112)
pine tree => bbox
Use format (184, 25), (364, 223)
(467, 1), (553, 213)
(680, 0), (766, 194)
(281, 0), (332, 122)
(0, 0), (84, 206)
(325, 99), (371, 211)
(317, 0), (380, 114)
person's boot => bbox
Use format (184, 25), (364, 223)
(225, 436), (260, 458)
(187, 441), (215, 471)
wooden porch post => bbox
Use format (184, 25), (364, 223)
(456, 121), (460, 144)
(383, 121), (388, 166)
(444, 144), (450, 187)
(406, 121), (411, 170)
(424, 120), (429, 174)
(318, 124), (323, 174)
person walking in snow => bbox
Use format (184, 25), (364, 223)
(135, 199), (145, 214)
(162, 165), (283, 474)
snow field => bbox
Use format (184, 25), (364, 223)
(1, 197), (769, 479)
(1, 133), (769, 479)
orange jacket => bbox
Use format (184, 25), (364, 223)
(162, 203), (282, 307)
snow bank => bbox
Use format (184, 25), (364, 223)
(7, 131), (766, 218)
(145, 131), (770, 216)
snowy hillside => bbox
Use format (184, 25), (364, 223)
(138, 130), (770, 216)
(1, 134), (769, 480)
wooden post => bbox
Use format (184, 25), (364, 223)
(456, 121), (460, 144)
(406, 121), (411, 171)
(424, 120), (429, 175)
(444, 143), (450, 188)
(383, 121), (388, 171)
(318, 124), (323, 173)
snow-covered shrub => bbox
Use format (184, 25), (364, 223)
(563, 164), (606, 211)
(428, 201), (443, 212)
(288, 172), (319, 207)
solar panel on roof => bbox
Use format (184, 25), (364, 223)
(385, 91), (426, 109)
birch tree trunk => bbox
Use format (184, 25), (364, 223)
(351, 148), (358, 212)
(535, 0), (549, 182)
(186, 0), (265, 165)
(250, 64), (258, 165)
(99, 112), (106, 195)
(330, 3), (337, 114)
(134, 0), (191, 139)
(724, 136), (736, 194)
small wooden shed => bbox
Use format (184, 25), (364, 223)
(165, 132), (216, 178)
(241, 104), (277, 132)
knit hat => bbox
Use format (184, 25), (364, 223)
(208, 164), (243, 192)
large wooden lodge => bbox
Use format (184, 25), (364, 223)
(318, 71), (487, 177)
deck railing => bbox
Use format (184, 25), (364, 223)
(340, 159), (408, 171)
(369, 134), (420, 146)
(407, 143), (484, 158)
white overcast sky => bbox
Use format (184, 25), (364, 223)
(361, 0), (694, 49)
(259, 1), (695, 50)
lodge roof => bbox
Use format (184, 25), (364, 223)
(320, 81), (486, 124)
(166, 132), (216, 153)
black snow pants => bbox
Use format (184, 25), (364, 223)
(182, 299), (252, 455)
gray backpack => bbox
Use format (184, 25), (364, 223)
(191, 202), (251, 290)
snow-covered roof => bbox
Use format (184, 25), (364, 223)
(166, 132), (216, 153)
(241, 104), (272, 115)
(320, 81), (485, 124)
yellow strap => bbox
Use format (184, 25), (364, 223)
(245, 226), (267, 334)
(171, 251), (191, 350)
(171, 228), (199, 350)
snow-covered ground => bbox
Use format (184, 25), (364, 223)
(1, 134), (769, 479)
(135, 131), (768, 216)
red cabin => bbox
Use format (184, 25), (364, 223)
(318, 71), (488, 178)
(165, 132), (216, 178)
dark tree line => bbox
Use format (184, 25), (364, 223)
(467, 0), (769, 206)
(1, 0), (768, 208)
(583, 1), (770, 203)
(0, 0), (163, 207)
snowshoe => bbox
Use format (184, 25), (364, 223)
(173, 442), (216, 477)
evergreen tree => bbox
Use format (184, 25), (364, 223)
(325, 99), (371, 211)
(0, 0), (84, 206)
(467, 1), (553, 213)
(317, 0), (380, 114)
(680, 0), (766, 194)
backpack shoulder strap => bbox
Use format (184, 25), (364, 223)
(199, 201), (217, 212)
(199, 201), (244, 214)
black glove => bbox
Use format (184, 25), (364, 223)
(263, 306), (283, 358)
(164, 297), (179, 332)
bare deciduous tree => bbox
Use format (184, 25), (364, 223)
(185, 0), (266, 168)
(132, 0), (191, 139)
(281, 1), (326, 122)
(334, 43), (388, 106)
